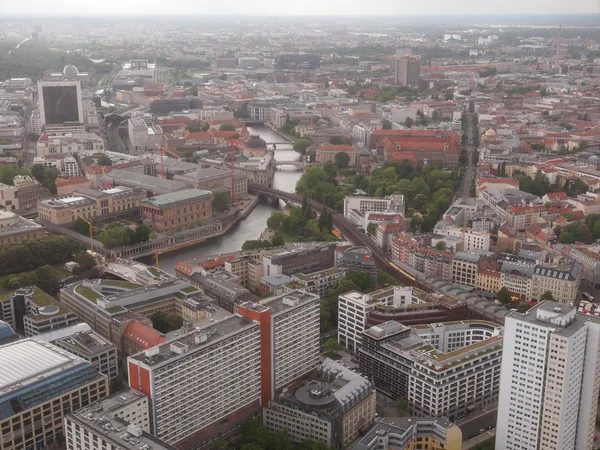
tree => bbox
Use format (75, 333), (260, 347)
(33, 265), (61, 294)
(334, 152), (350, 169)
(318, 207), (328, 231)
(150, 311), (183, 334)
(404, 117), (414, 128)
(324, 338), (340, 353)
(293, 138), (312, 154)
(270, 235), (285, 247)
(267, 211), (286, 230)
(240, 445), (264, 450)
(497, 287), (512, 304)
(302, 196), (309, 217)
(395, 398), (409, 415)
(540, 291), (554, 301)
(219, 123), (236, 131)
(346, 271), (376, 293)
(329, 136), (350, 145)
(97, 154), (113, 166)
(202, 122), (210, 132)
(367, 222), (378, 237)
(73, 250), (96, 272)
(73, 218), (91, 236)
(382, 119), (392, 129)
(432, 110), (440, 121)
(213, 191), (230, 211)
(134, 224), (151, 243)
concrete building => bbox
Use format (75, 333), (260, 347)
(358, 320), (503, 418)
(290, 267), (346, 297)
(344, 195), (405, 227)
(0, 210), (44, 245)
(0, 175), (39, 211)
(64, 389), (176, 450)
(127, 290), (319, 449)
(264, 358), (376, 448)
(56, 176), (92, 196)
(496, 302), (600, 450)
(337, 246), (377, 281)
(37, 80), (84, 126)
(0, 286), (79, 337)
(394, 55), (421, 86)
(262, 243), (336, 277)
(351, 417), (462, 450)
(531, 260), (581, 304)
(139, 189), (213, 232)
(128, 114), (163, 151)
(104, 169), (188, 195)
(0, 338), (109, 450)
(173, 167), (248, 200)
(451, 252), (480, 287)
(338, 287), (424, 353)
(54, 330), (119, 380)
(38, 186), (146, 225)
(314, 144), (357, 166)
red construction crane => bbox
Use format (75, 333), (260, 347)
(156, 144), (181, 179)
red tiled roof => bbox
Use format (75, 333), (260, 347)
(124, 320), (167, 350)
(316, 144), (355, 152)
(55, 176), (90, 187)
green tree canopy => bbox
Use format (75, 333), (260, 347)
(540, 291), (554, 301)
(324, 338), (340, 353)
(213, 191), (230, 211)
(497, 286), (512, 304)
(334, 152), (351, 169)
(219, 123), (236, 131)
(346, 271), (376, 293)
(97, 154), (113, 166)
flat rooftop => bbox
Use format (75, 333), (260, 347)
(142, 189), (212, 207)
(259, 289), (319, 315)
(0, 338), (89, 397)
(55, 330), (114, 356)
(129, 314), (257, 368)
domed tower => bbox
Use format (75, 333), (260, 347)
(62, 65), (79, 77)
(484, 128), (497, 143)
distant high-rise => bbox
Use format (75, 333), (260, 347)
(394, 53), (421, 87)
(37, 80), (83, 126)
(496, 301), (600, 450)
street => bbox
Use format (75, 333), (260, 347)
(457, 406), (497, 441)
(459, 113), (476, 198)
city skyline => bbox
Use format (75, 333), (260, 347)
(1, 2), (598, 17)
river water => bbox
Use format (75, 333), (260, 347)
(147, 125), (303, 274)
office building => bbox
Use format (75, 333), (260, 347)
(344, 195), (405, 227)
(337, 246), (377, 280)
(56, 176), (92, 196)
(338, 286), (425, 353)
(358, 320), (503, 418)
(127, 290), (319, 449)
(0, 338), (109, 450)
(0, 175), (39, 212)
(64, 389), (176, 450)
(263, 358), (376, 448)
(373, 130), (460, 168)
(275, 54), (320, 69)
(262, 243), (336, 277)
(394, 55), (421, 86)
(290, 267), (346, 297)
(496, 302), (600, 450)
(128, 114), (163, 151)
(451, 252), (480, 287)
(54, 330), (119, 380)
(173, 166), (248, 200)
(139, 189), (213, 232)
(531, 260), (581, 304)
(314, 144), (357, 166)
(0, 286), (79, 337)
(111, 60), (156, 93)
(37, 80), (84, 126)
(352, 417), (462, 450)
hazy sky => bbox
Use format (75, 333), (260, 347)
(1, 0), (598, 17)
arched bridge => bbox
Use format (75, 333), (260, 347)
(248, 184), (409, 282)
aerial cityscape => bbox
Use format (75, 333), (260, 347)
(0, 6), (599, 450)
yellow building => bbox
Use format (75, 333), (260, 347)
(351, 417), (462, 450)
(0, 210), (45, 245)
(476, 267), (501, 293)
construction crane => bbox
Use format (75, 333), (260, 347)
(156, 144), (181, 180)
(75, 213), (94, 256)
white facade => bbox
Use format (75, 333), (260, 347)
(65, 156), (79, 177)
(344, 195), (405, 226)
(128, 115), (163, 151)
(496, 302), (600, 450)
(338, 287), (422, 353)
(30, 110), (41, 135)
(434, 225), (491, 252)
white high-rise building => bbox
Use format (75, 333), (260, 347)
(496, 301), (600, 450)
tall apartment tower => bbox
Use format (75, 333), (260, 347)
(496, 301), (600, 450)
(394, 51), (421, 87)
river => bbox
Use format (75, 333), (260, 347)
(146, 125), (303, 274)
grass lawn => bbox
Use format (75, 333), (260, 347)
(182, 286), (199, 293)
(147, 266), (162, 277)
(102, 280), (142, 289)
(75, 286), (103, 303)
